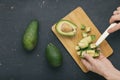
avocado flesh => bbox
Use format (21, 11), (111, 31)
(55, 20), (77, 36)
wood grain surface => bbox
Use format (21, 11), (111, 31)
(51, 7), (113, 72)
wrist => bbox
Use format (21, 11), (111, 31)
(104, 68), (120, 80)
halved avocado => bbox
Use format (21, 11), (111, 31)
(55, 20), (77, 36)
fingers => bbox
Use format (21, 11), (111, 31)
(113, 10), (120, 15)
(81, 54), (95, 70)
(108, 7), (120, 33)
(108, 23), (120, 33)
(113, 7), (120, 15)
(109, 14), (120, 24)
(81, 59), (91, 70)
(109, 7), (120, 24)
(117, 7), (120, 10)
(82, 54), (95, 63)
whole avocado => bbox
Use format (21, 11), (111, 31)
(45, 43), (63, 67)
(22, 19), (39, 51)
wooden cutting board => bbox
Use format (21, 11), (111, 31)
(51, 7), (113, 72)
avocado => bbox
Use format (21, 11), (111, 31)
(94, 52), (100, 58)
(75, 24), (100, 58)
(45, 43), (63, 67)
(86, 27), (91, 33)
(22, 19), (39, 51)
(86, 50), (96, 57)
(90, 43), (97, 49)
(55, 20), (77, 36)
(81, 24), (86, 30)
(82, 32), (88, 38)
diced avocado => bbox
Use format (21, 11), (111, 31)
(86, 27), (91, 33)
(84, 36), (92, 43)
(75, 46), (80, 51)
(80, 50), (100, 58)
(86, 50), (95, 57)
(78, 42), (88, 49)
(80, 38), (88, 43)
(80, 35), (95, 44)
(85, 35), (96, 43)
(80, 51), (86, 58)
(91, 35), (96, 41)
(86, 50), (100, 58)
(82, 32), (88, 38)
(55, 20), (77, 36)
(90, 43), (97, 49)
(77, 51), (82, 55)
(94, 52), (100, 58)
(78, 35), (96, 49)
(75, 23), (100, 58)
(81, 24), (86, 30)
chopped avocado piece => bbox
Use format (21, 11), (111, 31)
(80, 38), (88, 43)
(86, 27), (91, 32)
(90, 43), (97, 49)
(86, 50), (100, 58)
(86, 50), (95, 57)
(55, 20), (77, 36)
(75, 23), (100, 58)
(81, 24), (86, 30)
(78, 35), (96, 49)
(91, 35), (96, 41)
(80, 35), (95, 44)
(82, 32), (88, 38)
(80, 51), (86, 58)
(78, 42), (88, 49)
(79, 50), (100, 58)
(76, 34), (99, 58)
(77, 51), (81, 55)
(75, 46), (80, 51)
(94, 52), (100, 58)
(84, 36), (92, 43)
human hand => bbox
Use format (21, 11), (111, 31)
(81, 53), (120, 80)
(108, 7), (120, 33)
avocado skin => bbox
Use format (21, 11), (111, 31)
(22, 19), (39, 51)
(45, 43), (63, 67)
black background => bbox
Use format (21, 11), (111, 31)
(0, 0), (120, 80)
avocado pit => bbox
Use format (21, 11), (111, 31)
(61, 23), (73, 32)
(55, 20), (77, 36)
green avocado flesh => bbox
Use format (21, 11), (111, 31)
(55, 20), (77, 36)
(76, 35), (100, 58)
(75, 24), (100, 58)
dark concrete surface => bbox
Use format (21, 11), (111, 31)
(0, 0), (120, 80)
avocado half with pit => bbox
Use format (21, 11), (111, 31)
(55, 20), (77, 36)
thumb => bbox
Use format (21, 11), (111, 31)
(108, 23), (120, 33)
